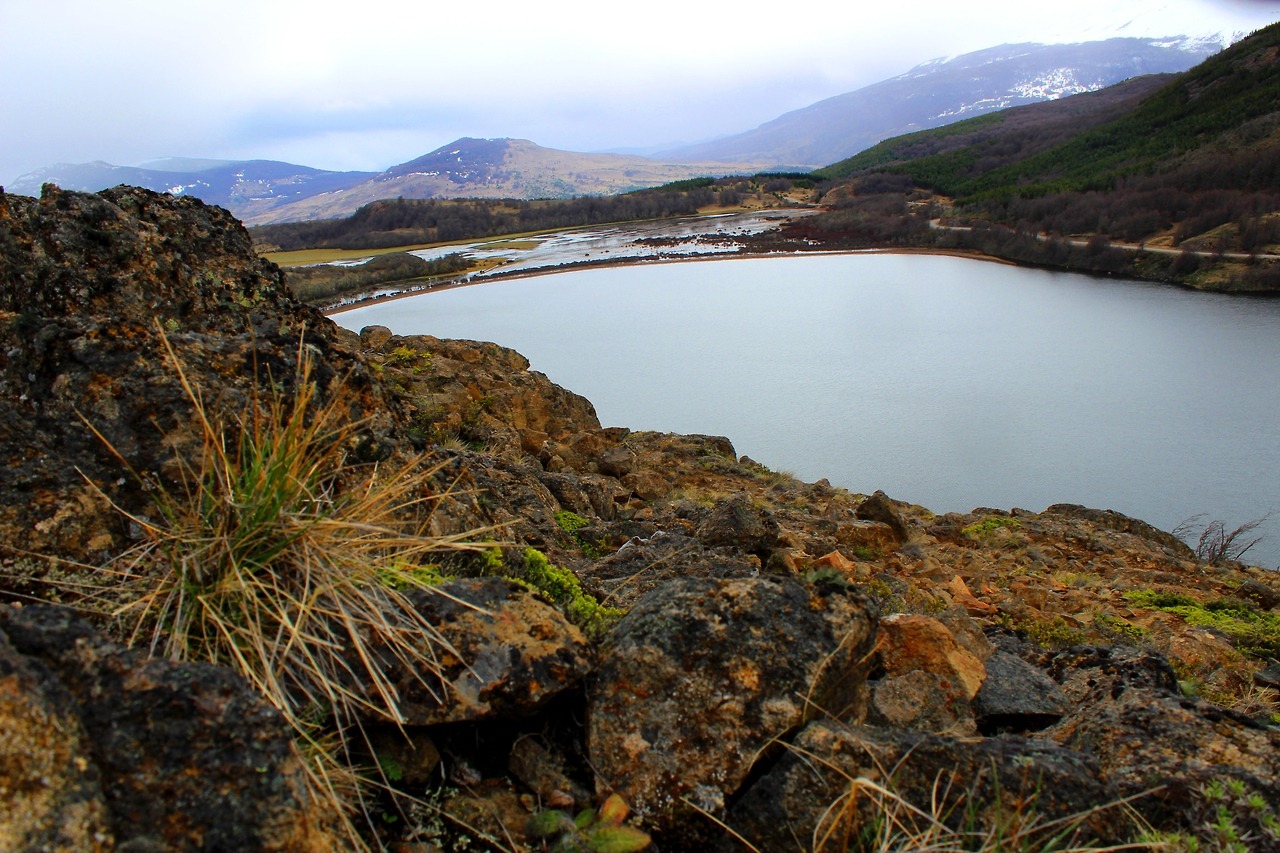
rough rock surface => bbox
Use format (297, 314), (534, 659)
(973, 650), (1069, 733)
(1046, 645), (1280, 829)
(0, 604), (334, 851)
(394, 578), (593, 725)
(587, 577), (876, 838)
(877, 612), (987, 700)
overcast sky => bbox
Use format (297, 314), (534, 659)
(2, 0), (1278, 184)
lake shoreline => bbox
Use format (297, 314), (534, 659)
(322, 244), (1013, 316)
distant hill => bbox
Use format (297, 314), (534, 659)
(797, 22), (1280, 291)
(660, 37), (1223, 168)
(9, 140), (764, 227)
(246, 138), (766, 225)
(7, 159), (376, 219)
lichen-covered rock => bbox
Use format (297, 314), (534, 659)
(724, 720), (1124, 852)
(1045, 644), (1280, 831)
(587, 577), (876, 841)
(877, 613), (987, 700)
(696, 492), (780, 556)
(0, 186), (411, 565)
(0, 604), (336, 851)
(364, 331), (602, 460)
(575, 530), (761, 610)
(392, 578), (593, 725)
(868, 669), (977, 735)
(0, 621), (112, 852)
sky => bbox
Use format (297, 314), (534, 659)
(3, 0), (1279, 184)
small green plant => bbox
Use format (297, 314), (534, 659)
(962, 516), (1021, 542)
(1143, 776), (1280, 852)
(528, 793), (651, 853)
(386, 344), (432, 372)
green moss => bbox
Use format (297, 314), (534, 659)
(997, 614), (1086, 649)
(518, 548), (623, 640)
(1126, 590), (1280, 658)
(1093, 613), (1149, 644)
(479, 546), (505, 573)
(376, 562), (451, 590)
(555, 510), (590, 534)
(554, 510), (606, 558)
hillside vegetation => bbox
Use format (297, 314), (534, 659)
(251, 175), (812, 252)
(801, 23), (1280, 291)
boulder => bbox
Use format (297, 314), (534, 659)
(877, 613), (987, 700)
(394, 578), (593, 725)
(0, 604), (335, 851)
(973, 651), (1069, 734)
(854, 490), (909, 543)
(1045, 645), (1280, 832)
(587, 577), (876, 841)
(834, 520), (901, 556)
(597, 444), (637, 478)
(696, 493), (780, 556)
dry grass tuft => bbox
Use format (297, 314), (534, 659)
(89, 327), (495, 846)
(705, 735), (1159, 853)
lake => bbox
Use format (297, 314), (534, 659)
(336, 253), (1280, 569)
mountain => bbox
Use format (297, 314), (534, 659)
(8, 140), (763, 227)
(244, 138), (766, 225)
(660, 37), (1223, 168)
(7, 159), (376, 219)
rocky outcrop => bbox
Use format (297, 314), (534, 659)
(3, 187), (1279, 850)
(724, 719), (1125, 851)
(1045, 645), (1280, 828)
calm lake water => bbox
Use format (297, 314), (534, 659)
(337, 253), (1280, 569)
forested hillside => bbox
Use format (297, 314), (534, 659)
(797, 23), (1280, 291)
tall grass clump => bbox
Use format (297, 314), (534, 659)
(701, 737), (1157, 853)
(92, 327), (492, 845)
(805, 770), (1152, 853)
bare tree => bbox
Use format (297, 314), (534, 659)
(1174, 513), (1271, 565)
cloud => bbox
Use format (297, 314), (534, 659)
(3, 0), (1278, 182)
